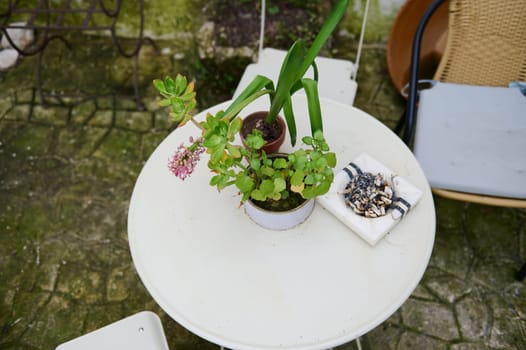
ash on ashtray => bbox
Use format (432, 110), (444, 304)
(342, 172), (394, 218)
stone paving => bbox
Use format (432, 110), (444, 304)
(1, 1), (525, 349)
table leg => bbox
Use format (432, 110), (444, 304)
(517, 262), (526, 281)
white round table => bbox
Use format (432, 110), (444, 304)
(128, 95), (436, 350)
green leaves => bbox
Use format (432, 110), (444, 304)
(273, 158), (288, 169)
(268, 39), (306, 129)
(153, 0), (350, 204)
(290, 169), (305, 186)
(224, 75), (274, 121)
(153, 75), (196, 127)
(203, 134), (223, 148)
(301, 0), (349, 75)
(187, 106), (336, 203)
(245, 131), (266, 150)
(286, 130), (336, 199)
(218, 0), (349, 148)
(250, 176), (286, 202)
(266, 0), (348, 145)
(235, 174), (255, 194)
(240, 129), (335, 202)
(282, 96), (297, 146)
(302, 78), (323, 135)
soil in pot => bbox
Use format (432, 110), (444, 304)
(241, 111), (286, 154)
(251, 191), (306, 212)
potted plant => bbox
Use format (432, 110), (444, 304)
(225, 0), (349, 147)
(152, 0), (348, 229)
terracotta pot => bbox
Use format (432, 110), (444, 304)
(240, 111), (286, 154)
(387, 0), (449, 97)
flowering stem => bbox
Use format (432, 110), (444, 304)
(168, 137), (205, 180)
(190, 117), (203, 130)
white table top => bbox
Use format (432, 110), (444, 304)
(128, 95), (436, 350)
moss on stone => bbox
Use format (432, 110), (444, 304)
(127, 0), (206, 38)
(21, 294), (88, 347)
(344, 0), (403, 43)
(70, 100), (97, 124)
(56, 126), (107, 158)
(9, 124), (54, 155)
(115, 110), (152, 132)
(93, 129), (141, 162)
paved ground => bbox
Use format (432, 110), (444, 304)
(1, 1), (525, 349)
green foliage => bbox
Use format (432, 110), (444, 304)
(267, 4), (280, 15)
(154, 0), (349, 141)
(223, 0), (349, 146)
(152, 81), (337, 203)
(153, 75), (196, 127)
(153, 0), (346, 205)
(202, 118), (336, 202)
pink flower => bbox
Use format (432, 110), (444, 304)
(168, 137), (205, 180)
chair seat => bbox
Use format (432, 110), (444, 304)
(413, 81), (526, 199)
(56, 311), (169, 350)
(234, 48), (358, 105)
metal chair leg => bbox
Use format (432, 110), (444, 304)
(517, 262), (526, 281)
(394, 109), (406, 136)
(356, 336), (363, 350)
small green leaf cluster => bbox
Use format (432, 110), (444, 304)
(202, 113), (336, 203)
(153, 75), (196, 127)
(288, 130), (336, 199)
(202, 113), (243, 185)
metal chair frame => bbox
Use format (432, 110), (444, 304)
(0, 0), (149, 108)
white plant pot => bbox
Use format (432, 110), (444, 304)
(244, 198), (315, 231)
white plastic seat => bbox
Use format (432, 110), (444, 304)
(233, 0), (371, 106)
(413, 81), (526, 199)
(56, 311), (170, 350)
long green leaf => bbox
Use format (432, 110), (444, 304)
(223, 88), (272, 122)
(301, 78), (323, 135)
(311, 61), (319, 82)
(153, 79), (165, 93)
(282, 95), (297, 146)
(289, 80), (304, 95)
(224, 75), (274, 117)
(267, 40), (305, 125)
(300, 0), (349, 75)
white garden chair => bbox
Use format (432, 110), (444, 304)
(55, 311), (170, 350)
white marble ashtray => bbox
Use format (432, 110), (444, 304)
(317, 153), (422, 245)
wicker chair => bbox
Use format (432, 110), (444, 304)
(433, 0), (526, 87)
(402, 0), (526, 280)
(403, 0), (526, 208)
(433, 0), (526, 209)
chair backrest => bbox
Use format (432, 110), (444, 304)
(404, 0), (526, 144)
(434, 0), (526, 86)
(56, 311), (170, 350)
